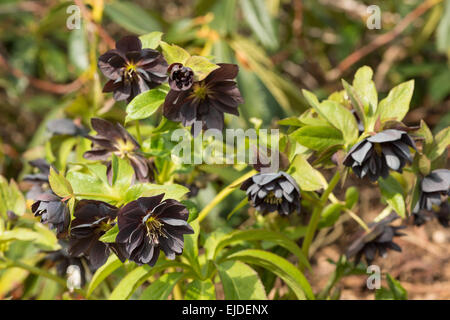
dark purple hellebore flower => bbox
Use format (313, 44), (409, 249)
(98, 35), (168, 102)
(31, 192), (70, 237)
(68, 200), (127, 269)
(346, 213), (405, 265)
(116, 194), (194, 266)
(83, 118), (155, 182)
(343, 129), (416, 182)
(240, 171), (301, 216)
(413, 169), (450, 227)
(163, 63), (243, 133)
(168, 63), (194, 91)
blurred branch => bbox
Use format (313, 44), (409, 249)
(0, 52), (83, 95)
(326, 0), (444, 82)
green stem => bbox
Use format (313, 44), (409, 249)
(198, 170), (256, 222)
(302, 171), (341, 257)
(135, 120), (143, 146)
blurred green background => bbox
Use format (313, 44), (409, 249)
(0, 0), (449, 181)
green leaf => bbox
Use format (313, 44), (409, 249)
(99, 224), (119, 243)
(376, 80), (415, 123)
(110, 155), (134, 191)
(429, 126), (450, 161)
(104, 1), (161, 34)
(315, 100), (359, 146)
(0, 177), (26, 217)
(125, 88), (167, 122)
(87, 255), (123, 298)
(386, 274), (408, 300)
(437, 0), (450, 53)
(291, 125), (344, 152)
(217, 260), (267, 300)
(160, 41), (191, 65)
(342, 80), (366, 128)
(289, 155), (327, 191)
(183, 220), (201, 276)
(0, 227), (59, 250)
(345, 186), (359, 209)
(139, 272), (183, 300)
(184, 279), (216, 300)
(225, 249), (314, 300)
(184, 56), (219, 81)
(212, 229), (311, 271)
(352, 66), (377, 115)
(227, 197), (248, 220)
(124, 183), (189, 203)
(318, 203), (344, 229)
(139, 31), (163, 49)
(48, 167), (73, 198)
(68, 23), (89, 72)
(378, 176), (406, 218)
(108, 260), (186, 300)
(240, 0), (279, 50)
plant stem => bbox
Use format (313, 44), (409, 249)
(198, 170), (257, 222)
(135, 120), (143, 146)
(302, 171), (341, 257)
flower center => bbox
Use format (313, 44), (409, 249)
(191, 83), (209, 100)
(145, 216), (165, 244)
(115, 139), (136, 158)
(125, 62), (137, 77)
(264, 191), (283, 205)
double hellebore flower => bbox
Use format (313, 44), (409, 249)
(343, 129), (416, 182)
(163, 63), (243, 132)
(32, 192), (70, 237)
(168, 63), (194, 91)
(116, 194), (194, 266)
(98, 35), (168, 102)
(68, 200), (127, 269)
(413, 169), (450, 227)
(240, 172), (301, 216)
(84, 118), (155, 182)
(346, 213), (405, 265)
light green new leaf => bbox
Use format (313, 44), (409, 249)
(376, 80), (414, 123)
(139, 31), (163, 49)
(342, 80), (366, 129)
(217, 260), (267, 300)
(291, 125), (344, 152)
(0, 177), (26, 217)
(378, 176), (406, 218)
(429, 126), (450, 161)
(48, 167), (73, 198)
(125, 183), (189, 203)
(125, 88), (167, 122)
(316, 100), (359, 146)
(437, 0), (450, 53)
(353, 66), (378, 115)
(139, 272), (183, 300)
(99, 224), (119, 243)
(87, 255), (123, 298)
(225, 249), (314, 300)
(289, 154), (327, 191)
(318, 203), (344, 229)
(160, 41), (191, 65)
(184, 56), (219, 81)
(184, 279), (216, 300)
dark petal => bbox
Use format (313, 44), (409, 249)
(391, 141), (412, 162)
(137, 194), (165, 213)
(90, 118), (122, 141)
(352, 164), (363, 178)
(360, 163), (369, 178)
(127, 227), (145, 254)
(116, 224), (137, 243)
(382, 145), (401, 171)
(69, 236), (94, 257)
(103, 79), (120, 93)
(240, 178), (253, 191)
(148, 247), (160, 266)
(110, 243), (129, 262)
(203, 107), (224, 131)
(205, 63), (238, 83)
(116, 35), (142, 53)
(129, 156), (149, 181)
(421, 169), (450, 193)
(209, 99), (239, 116)
(139, 241), (155, 264)
(83, 149), (112, 161)
(367, 129), (403, 143)
(400, 132), (417, 150)
(252, 172), (282, 185)
(163, 90), (188, 121)
(98, 50), (125, 80)
(376, 227), (394, 243)
(180, 101), (198, 127)
(343, 139), (367, 166)
(351, 141), (373, 164)
(89, 241), (110, 269)
(363, 243), (377, 263)
(113, 81), (131, 101)
(388, 241), (402, 252)
(159, 240), (176, 260)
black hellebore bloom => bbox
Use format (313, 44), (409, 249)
(168, 63), (194, 91)
(23, 158), (50, 184)
(240, 172), (301, 216)
(343, 129), (416, 181)
(163, 63), (243, 132)
(84, 118), (155, 182)
(98, 35), (168, 102)
(116, 194), (194, 266)
(346, 213), (405, 265)
(69, 200), (127, 269)
(413, 169), (450, 227)
(32, 192), (70, 237)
